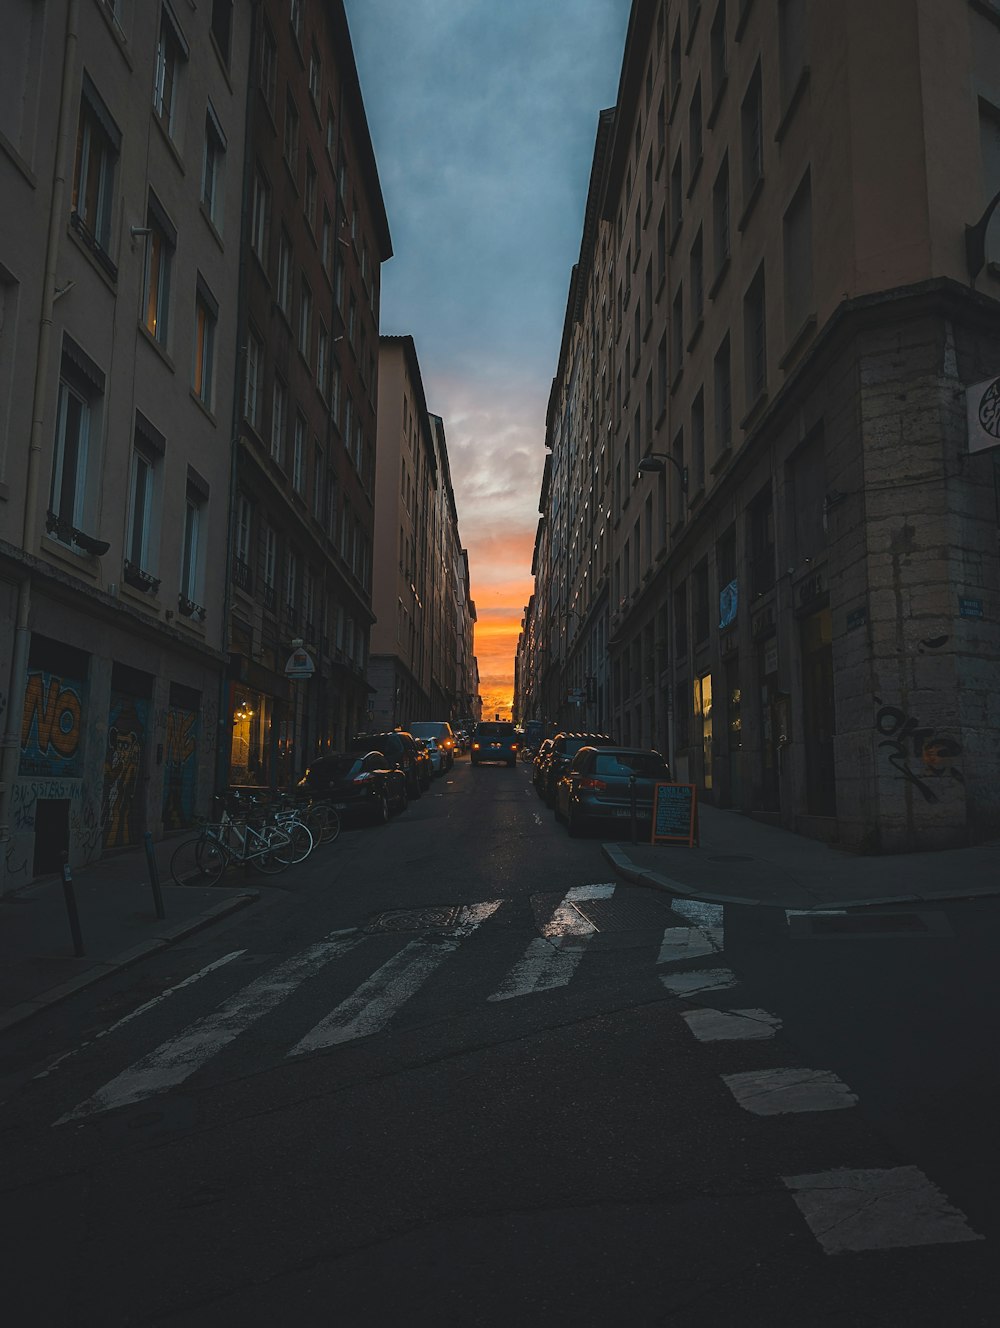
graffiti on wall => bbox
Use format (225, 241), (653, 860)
(874, 698), (964, 804)
(162, 706), (198, 830)
(102, 693), (149, 848)
(19, 670), (85, 777)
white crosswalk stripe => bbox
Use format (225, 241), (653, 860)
(487, 882), (615, 1001)
(290, 901), (502, 1053)
(56, 931), (362, 1124)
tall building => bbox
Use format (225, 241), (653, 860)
(523, 0), (1000, 851)
(225, 0), (391, 787)
(369, 336), (476, 728)
(0, 0), (250, 889)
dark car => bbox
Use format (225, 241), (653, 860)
(298, 751), (408, 824)
(347, 731), (425, 797)
(470, 720), (519, 767)
(554, 746), (672, 836)
(538, 732), (617, 805)
(531, 737), (555, 791)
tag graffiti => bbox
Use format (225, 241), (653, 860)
(20, 671), (84, 777)
(874, 700), (963, 804)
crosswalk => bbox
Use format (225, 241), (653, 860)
(36, 880), (988, 1258)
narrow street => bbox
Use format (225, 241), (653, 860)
(2, 756), (998, 1325)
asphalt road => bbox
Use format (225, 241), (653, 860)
(2, 756), (998, 1326)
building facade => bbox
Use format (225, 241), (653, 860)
(369, 336), (476, 729)
(0, 0), (250, 890)
(226, 0), (391, 787)
(521, 0), (1000, 852)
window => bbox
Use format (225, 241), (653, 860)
(277, 229), (292, 314)
(292, 415), (305, 493)
(671, 284), (684, 379)
(309, 41), (321, 102)
(263, 525), (277, 592)
(244, 330), (262, 429)
(741, 62), (764, 207)
(674, 581), (688, 658)
(235, 493), (252, 572)
(714, 334), (732, 456)
(153, 6), (187, 138)
(313, 445), (324, 520)
(283, 92), (299, 176)
(788, 429), (826, 564)
(326, 103), (336, 159)
(689, 78), (703, 169)
(181, 482), (204, 604)
(271, 380), (287, 462)
(72, 76), (122, 266)
(670, 22), (682, 108)
(657, 207), (666, 286)
(192, 278), (217, 409)
(298, 277), (312, 360)
(710, 0), (727, 104)
(304, 152), (317, 230)
(317, 323), (329, 398)
(690, 228), (704, 326)
(657, 331), (668, 416)
(749, 486), (775, 596)
(743, 265), (766, 402)
(321, 205), (333, 273)
(670, 148), (683, 241)
(783, 170), (813, 340)
(691, 389), (706, 493)
(286, 550), (299, 623)
(348, 291), (357, 345)
(671, 429), (685, 527)
(201, 103), (226, 230)
(142, 194), (175, 345)
(250, 167), (270, 259)
(693, 558), (710, 643)
(712, 153), (730, 277)
(49, 341), (101, 539)
(210, 0), (232, 65)
(260, 23), (277, 111)
(778, 0), (807, 106)
(290, 0), (302, 42)
(127, 444), (157, 572)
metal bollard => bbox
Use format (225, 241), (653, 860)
(61, 856), (85, 957)
(143, 831), (166, 920)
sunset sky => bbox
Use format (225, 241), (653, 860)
(344, 0), (631, 716)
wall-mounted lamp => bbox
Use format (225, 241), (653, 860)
(637, 452), (689, 493)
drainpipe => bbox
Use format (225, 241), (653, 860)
(214, 0), (261, 798)
(0, 0), (79, 894)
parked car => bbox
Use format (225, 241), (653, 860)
(554, 745), (672, 836)
(417, 736), (445, 775)
(298, 751), (409, 824)
(406, 722), (456, 769)
(413, 738), (435, 783)
(532, 737), (556, 791)
(522, 719), (545, 754)
(538, 732), (617, 805)
(347, 731), (426, 796)
(470, 720), (519, 766)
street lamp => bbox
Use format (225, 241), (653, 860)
(637, 451), (688, 492)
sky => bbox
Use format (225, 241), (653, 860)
(343, 0), (631, 717)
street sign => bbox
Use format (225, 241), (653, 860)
(283, 647), (316, 680)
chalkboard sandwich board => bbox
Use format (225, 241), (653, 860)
(651, 783), (698, 847)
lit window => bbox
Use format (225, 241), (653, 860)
(143, 195), (175, 345)
(192, 279), (217, 408)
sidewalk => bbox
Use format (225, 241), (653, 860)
(0, 837), (258, 1034)
(603, 802), (1000, 911)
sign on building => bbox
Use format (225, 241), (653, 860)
(966, 376), (1000, 453)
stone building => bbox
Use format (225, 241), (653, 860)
(521, 0), (1000, 851)
(368, 335), (476, 729)
(0, 0), (250, 889)
(226, 0), (391, 787)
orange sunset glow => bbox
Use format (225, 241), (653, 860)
(464, 530), (536, 718)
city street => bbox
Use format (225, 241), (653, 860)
(2, 757), (999, 1326)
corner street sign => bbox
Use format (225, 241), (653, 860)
(284, 647), (316, 680)
(966, 376), (1000, 453)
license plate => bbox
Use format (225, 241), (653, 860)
(613, 808), (630, 817)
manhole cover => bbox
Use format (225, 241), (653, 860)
(571, 895), (674, 932)
(366, 906), (461, 933)
(788, 911), (952, 941)
(708, 855), (755, 862)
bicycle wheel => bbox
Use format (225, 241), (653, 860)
(271, 821), (313, 865)
(171, 835), (228, 886)
(304, 802), (340, 845)
(248, 826), (290, 874)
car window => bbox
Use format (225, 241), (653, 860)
(594, 752), (669, 777)
(310, 756), (359, 779)
(476, 722), (515, 737)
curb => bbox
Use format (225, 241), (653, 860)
(600, 844), (1000, 912)
(0, 891), (259, 1036)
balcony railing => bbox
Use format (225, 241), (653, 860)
(262, 584), (276, 612)
(232, 558), (253, 593)
(123, 559), (161, 594)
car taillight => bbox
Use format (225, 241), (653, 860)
(578, 778), (607, 791)
(471, 742), (480, 750)
(511, 742), (518, 750)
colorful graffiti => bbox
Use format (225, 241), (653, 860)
(874, 699), (964, 805)
(20, 670), (85, 777)
(102, 693), (149, 848)
(162, 705), (198, 830)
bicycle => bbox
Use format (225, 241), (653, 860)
(170, 811), (293, 886)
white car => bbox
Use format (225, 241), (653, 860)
(422, 736), (446, 774)
(407, 721), (456, 770)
